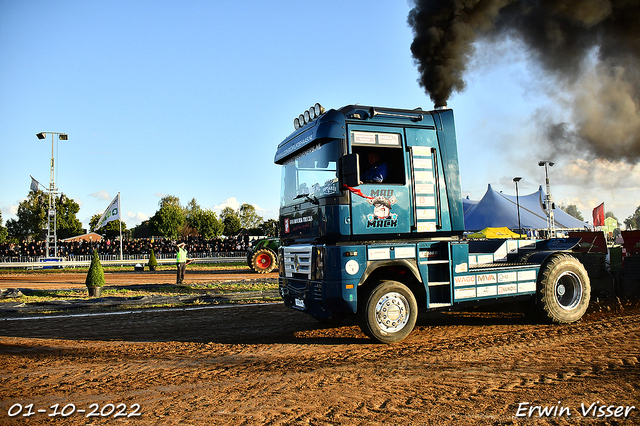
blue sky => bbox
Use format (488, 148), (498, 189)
(1, 0), (638, 232)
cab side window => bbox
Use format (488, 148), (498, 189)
(351, 131), (405, 185)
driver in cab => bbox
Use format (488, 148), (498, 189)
(360, 151), (388, 184)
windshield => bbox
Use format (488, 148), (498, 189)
(280, 139), (341, 207)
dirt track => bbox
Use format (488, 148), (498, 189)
(0, 268), (277, 290)
(0, 271), (639, 425)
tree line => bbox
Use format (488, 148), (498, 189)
(559, 203), (639, 238)
(1, 190), (638, 245)
(0, 190), (277, 244)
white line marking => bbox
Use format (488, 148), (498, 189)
(0, 302), (282, 321)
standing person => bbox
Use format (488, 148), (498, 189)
(176, 242), (192, 284)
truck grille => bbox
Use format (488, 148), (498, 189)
(284, 246), (312, 279)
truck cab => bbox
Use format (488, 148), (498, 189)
(275, 103), (590, 343)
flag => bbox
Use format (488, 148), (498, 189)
(96, 193), (120, 230)
(592, 202), (605, 227)
(30, 175), (40, 192)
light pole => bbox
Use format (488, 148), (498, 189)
(36, 131), (68, 258)
(513, 177), (522, 238)
(538, 160), (555, 237)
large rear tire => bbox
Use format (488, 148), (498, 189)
(358, 280), (418, 344)
(246, 249), (255, 271)
(251, 248), (277, 274)
(538, 254), (590, 323)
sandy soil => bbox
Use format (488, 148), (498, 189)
(0, 271), (639, 425)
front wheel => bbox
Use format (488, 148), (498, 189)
(538, 254), (591, 323)
(358, 280), (418, 344)
(251, 248), (277, 274)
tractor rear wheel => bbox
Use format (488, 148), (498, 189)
(251, 248), (277, 274)
(246, 249), (255, 271)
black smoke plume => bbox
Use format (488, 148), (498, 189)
(408, 0), (640, 162)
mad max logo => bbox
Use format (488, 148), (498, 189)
(366, 190), (398, 229)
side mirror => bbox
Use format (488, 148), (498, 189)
(339, 153), (360, 188)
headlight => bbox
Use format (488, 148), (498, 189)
(278, 248), (285, 276)
(292, 103), (325, 129)
(314, 246), (325, 280)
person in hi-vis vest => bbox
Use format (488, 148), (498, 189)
(176, 242), (193, 284)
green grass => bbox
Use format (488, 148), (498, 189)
(0, 263), (279, 314)
(0, 261), (247, 275)
(190, 281), (277, 292)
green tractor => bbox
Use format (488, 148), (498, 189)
(247, 237), (280, 274)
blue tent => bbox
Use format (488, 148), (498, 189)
(463, 184), (588, 232)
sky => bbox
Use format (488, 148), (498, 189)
(1, 0), (638, 232)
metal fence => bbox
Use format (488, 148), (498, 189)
(0, 251), (247, 269)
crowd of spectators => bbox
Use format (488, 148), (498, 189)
(0, 235), (251, 261)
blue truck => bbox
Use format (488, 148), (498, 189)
(275, 103), (590, 343)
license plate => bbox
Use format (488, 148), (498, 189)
(294, 298), (306, 309)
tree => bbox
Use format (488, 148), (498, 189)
(54, 194), (83, 240)
(131, 220), (151, 238)
(219, 206), (241, 235)
(5, 219), (22, 242)
(219, 206), (236, 223)
(149, 195), (186, 238)
(0, 211), (7, 243)
(178, 223), (199, 238)
(148, 249), (158, 271)
(158, 195), (182, 210)
(7, 190), (46, 241)
(85, 249), (105, 288)
(559, 204), (584, 221)
(6, 190), (84, 241)
(624, 206), (640, 230)
(189, 208), (223, 239)
(259, 219), (279, 237)
(89, 214), (127, 240)
(239, 203), (264, 229)
(223, 214), (242, 236)
(184, 198), (200, 217)
(149, 203), (185, 238)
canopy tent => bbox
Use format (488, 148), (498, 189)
(467, 227), (525, 239)
(463, 184), (588, 232)
(463, 196), (478, 214)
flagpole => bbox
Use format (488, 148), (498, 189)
(119, 192), (123, 261)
